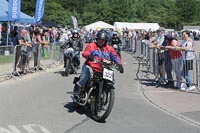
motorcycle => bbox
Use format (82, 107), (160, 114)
(72, 59), (120, 122)
(112, 44), (121, 58)
(63, 47), (80, 76)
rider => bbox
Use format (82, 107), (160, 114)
(76, 30), (124, 91)
(110, 31), (122, 58)
(61, 29), (83, 68)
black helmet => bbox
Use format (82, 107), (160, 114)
(113, 31), (118, 36)
(72, 29), (78, 34)
(96, 30), (109, 41)
(72, 29), (79, 38)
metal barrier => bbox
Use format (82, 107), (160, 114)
(196, 52), (200, 88)
(0, 45), (14, 79)
(122, 37), (200, 92)
(0, 41), (63, 81)
(39, 42), (62, 69)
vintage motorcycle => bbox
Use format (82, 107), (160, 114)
(112, 44), (121, 58)
(72, 59), (120, 122)
(63, 46), (80, 76)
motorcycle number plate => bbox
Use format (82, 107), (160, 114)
(103, 68), (114, 81)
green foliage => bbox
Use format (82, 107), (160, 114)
(21, 0), (200, 30)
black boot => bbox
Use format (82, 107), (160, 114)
(165, 81), (174, 88)
(64, 55), (66, 68)
(64, 62), (66, 68)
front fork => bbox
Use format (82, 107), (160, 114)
(97, 81), (104, 108)
(64, 54), (74, 69)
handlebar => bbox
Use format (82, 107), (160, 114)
(61, 45), (81, 51)
(93, 59), (121, 71)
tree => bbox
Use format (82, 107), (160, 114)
(20, 0), (200, 30)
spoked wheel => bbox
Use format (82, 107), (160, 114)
(73, 58), (80, 73)
(90, 89), (115, 122)
(65, 59), (70, 76)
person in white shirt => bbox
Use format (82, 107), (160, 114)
(59, 29), (69, 42)
(176, 30), (196, 92)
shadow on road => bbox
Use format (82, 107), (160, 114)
(54, 70), (66, 76)
(64, 102), (106, 123)
(64, 102), (86, 114)
(54, 70), (81, 77)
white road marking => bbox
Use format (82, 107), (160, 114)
(23, 124), (37, 133)
(23, 124), (51, 133)
(0, 125), (21, 133)
(0, 124), (51, 133)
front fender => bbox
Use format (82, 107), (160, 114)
(105, 83), (115, 90)
(64, 53), (72, 59)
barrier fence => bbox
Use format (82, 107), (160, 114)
(122, 36), (200, 92)
(1, 36), (200, 92)
(0, 45), (14, 78)
(0, 41), (64, 80)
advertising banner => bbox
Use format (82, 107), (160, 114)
(8, 0), (21, 21)
(35, 0), (46, 23)
(71, 16), (78, 29)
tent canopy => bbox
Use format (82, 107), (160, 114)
(114, 22), (160, 31)
(0, 0), (34, 23)
(84, 21), (115, 30)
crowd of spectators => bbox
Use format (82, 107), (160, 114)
(0, 23), (81, 75)
(119, 27), (197, 92)
(0, 22), (198, 91)
(82, 27), (197, 92)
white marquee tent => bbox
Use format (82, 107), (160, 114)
(84, 21), (115, 30)
(114, 22), (160, 31)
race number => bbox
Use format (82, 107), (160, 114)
(103, 68), (114, 81)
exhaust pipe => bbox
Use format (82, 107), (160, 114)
(74, 87), (94, 106)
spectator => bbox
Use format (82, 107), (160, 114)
(149, 31), (156, 43)
(32, 29), (44, 70)
(0, 23), (8, 46)
(57, 29), (69, 63)
(150, 27), (166, 84)
(56, 28), (61, 42)
(11, 26), (19, 38)
(24, 30), (33, 72)
(161, 35), (183, 89)
(49, 27), (54, 43)
(59, 29), (69, 42)
(176, 30), (196, 91)
(41, 29), (50, 59)
(13, 29), (32, 74)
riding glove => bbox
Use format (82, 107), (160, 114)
(117, 64), (124, 73)
(88, 55), (94, 61)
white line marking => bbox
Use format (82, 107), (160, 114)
(0, 125), (21, 133)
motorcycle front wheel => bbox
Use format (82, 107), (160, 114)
(90, 88), (115, 122)
(72, 84), (81, 108)
(65, 59), (70, 76)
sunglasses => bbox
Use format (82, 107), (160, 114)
(98, 39), (106, 41)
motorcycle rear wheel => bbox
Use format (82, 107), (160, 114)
(90, 88), (115, 122)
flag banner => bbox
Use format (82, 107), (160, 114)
(71, 16), (78, 29)
(35, 0), (45, 23)
(8, 0), (21, 21)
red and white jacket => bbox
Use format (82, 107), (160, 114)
(82, 42), (122, 72)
